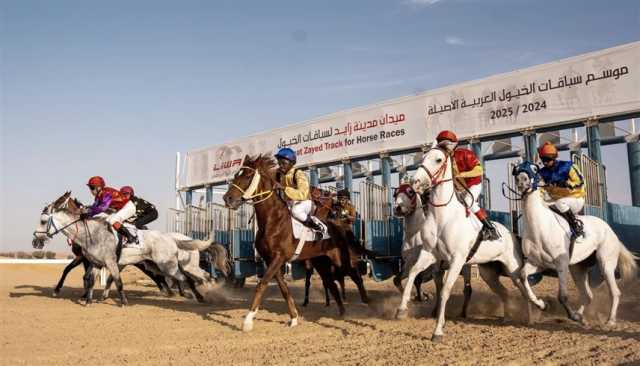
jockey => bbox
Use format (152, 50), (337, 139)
(80, 176), (137, 244)
(274, 147), (324, 234)
(537, 142), (586, 239)
(436, 130), (499, 241)
(120, 186), (158, 230)
(333, 189), (356, 225)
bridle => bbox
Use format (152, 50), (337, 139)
(33, 206), (81, 239)
(417, 147), (455, 207)
(230, 166), (274, 205)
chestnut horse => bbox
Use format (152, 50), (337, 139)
(223, 155), (368, 331)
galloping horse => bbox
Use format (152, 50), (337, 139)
(32, 192), (213, 306)
(513, 161), (638, 325)
(392, 183), (473, 318)
(223, 155), (368, 331)
(410, 146), (532, 342)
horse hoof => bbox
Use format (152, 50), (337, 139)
(431, 334), (443, 343)
(288, 318), (299, 328)
(606, 320), (616, 327)
(52, 290), (59, 297)
(395, 308), (409, 320)
(242, 322), (254, 332)
(337, 308), (346, 318)
(570, 313), (583, 324)
(538, 300), (548, 311)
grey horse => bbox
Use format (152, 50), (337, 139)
(32, 192), (215, 306)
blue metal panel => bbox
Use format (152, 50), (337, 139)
(213, 230), (231, 247)
(367, 259), (400, 282)
(352, 217), (362, 244)
(234, 261), (257, 279)
(523, 132), (537, 162)
(487, 210), (512, 231)
(232, 229), (255, 260)
(627, 141), (640, 206)
(608, 203), (640, 253)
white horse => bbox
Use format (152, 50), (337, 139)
(32, 192), (214, 305)
(410, 146), (532, 342)
(393, 183), (473, 319)
(513, 161), (638, 325)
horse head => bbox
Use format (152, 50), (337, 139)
(512, 161), (541, 194)
(32, 191), (81, 248)
(223, 154), (277, 210)
(412, 146), (450, 194)
(393, 183), (417, 217)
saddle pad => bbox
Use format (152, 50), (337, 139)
(291, 217), (330, 240)
(121, 223), (145, 248)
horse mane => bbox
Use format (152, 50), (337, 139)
(245, 154), (277, 178)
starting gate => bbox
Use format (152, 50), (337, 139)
(360, 181), (403, 281)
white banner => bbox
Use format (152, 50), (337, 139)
(181, 42), (640, 188)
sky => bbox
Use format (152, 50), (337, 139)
(1, 0), (639, 252)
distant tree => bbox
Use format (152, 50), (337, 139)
(32, 251), (45, 259)
(45, 251), (56, 259)
(17, 251), (32, 259)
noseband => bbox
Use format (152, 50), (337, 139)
(230, 166), (274, 205)
(33, 210), (81, 239)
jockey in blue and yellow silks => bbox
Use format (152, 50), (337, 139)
(537, 142), (586, 239)
(274, 147), (324, 234)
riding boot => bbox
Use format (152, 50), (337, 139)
(302, 216), (323, 233)
(117, 225), (138, 245)
(475, 209), (500, 241)
(561, 210), (584, 240)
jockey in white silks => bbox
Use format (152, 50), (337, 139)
(435, 130), (499, 241)
(274, 147), (325, 234)
(537, 141), (586, 240)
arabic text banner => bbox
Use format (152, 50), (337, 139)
(181, 42), (640, 188)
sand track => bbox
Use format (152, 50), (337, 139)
(1, 264), (639, 365)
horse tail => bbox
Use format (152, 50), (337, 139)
(207, 243), (231, 277)
(617, 240), (639, 283)
(176, 237), (214, 251)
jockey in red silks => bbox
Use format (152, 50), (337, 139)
(81, 176), (137, 244)
(435, 130), (500, 241)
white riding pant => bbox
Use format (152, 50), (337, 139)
(107, 201), (137, 226)
(554, 197), (585, 214)
(289, 200), (313, 222)
(462, 183), (482, 214)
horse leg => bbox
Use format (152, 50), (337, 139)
(460, 265), (474, 318)
(396, 250), (435, 319)
(432, 256), (465, 343)
(478, 264), (509, 321)
(569, 264), (593, 318)
(105, 260), (128, 307)
(347, 267), (369, 304)
(82, 263), (96, 305)
(54, 256), (84, 297)
(554, 255), (583, 323)
(431, 267), (444, 318)
(324, 284), (331, 307)
(80, 258), (91, 300)
(599, 255), (621, 326)
(185, 275), (205, 303)
(243, 255), (285, 332)
(315, 260), (344, 316)
(413, 271), (424, 302)
(273, 270), (300, 327)
(302, 267), (312, 307)
(520, 261), (547, 311)
(337, 271), (346, 301)
(134, 262), (170, 294)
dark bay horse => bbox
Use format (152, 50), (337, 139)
(223, 154), (369, 331)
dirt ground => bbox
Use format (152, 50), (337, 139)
(1, 264), (639, 366)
